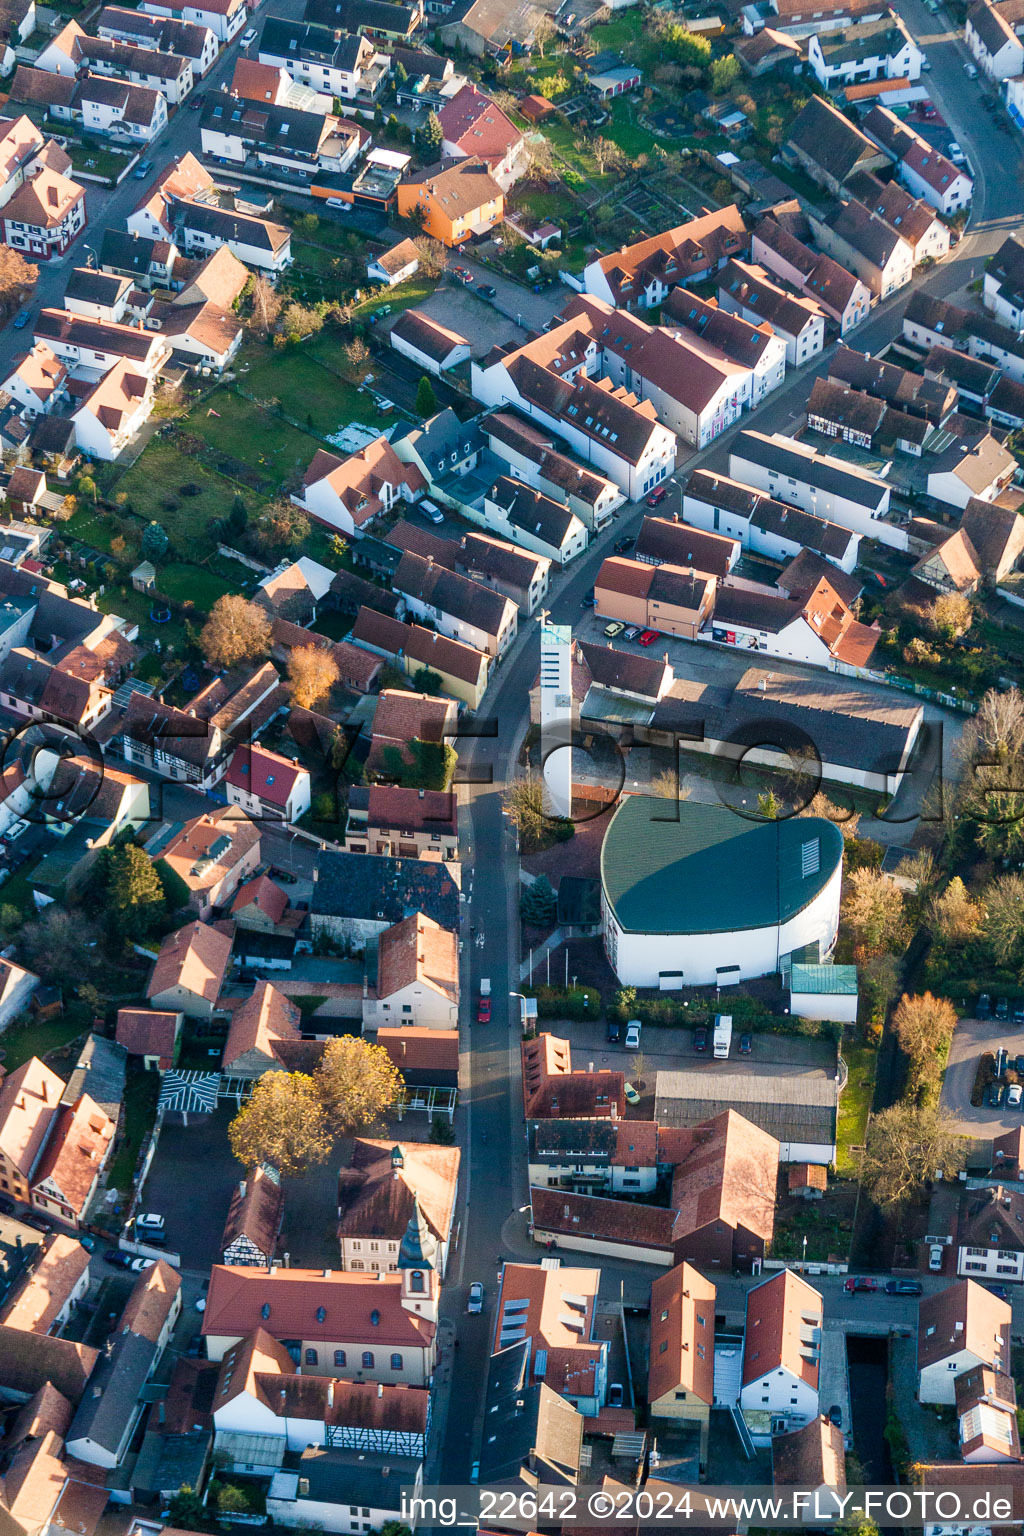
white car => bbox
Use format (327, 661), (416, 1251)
(130, 1257), (155, 1273)
(964, 62), (978, 77)
(948, 141), (966, 164)
(135, 1212), (165, 1234)
(239, 26), (257, 46)
(929, 1243), (944, 1271)
(624, 1019), (641, 1051)
(1009, 1084), (1023, 1109)
(468, 1281), (484, 1314)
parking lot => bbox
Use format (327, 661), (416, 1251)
(941, 1014), (1024, 1132)
(552, 1017), (835, 1101)
(385, 281), (526, 359)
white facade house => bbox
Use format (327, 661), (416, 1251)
(806, 15), (922, 86)
(728, 430), (908, 550)
(739, 1271), (823, 1438)
(717, 260), (825, 368)
(71, 358), (155, 461)
(966, 0), (1024, 80)
(139, 0), (247, 43)
(477, 476), (588, 567)
(789, 963), (859, 1023)
(600, 796), (844, 990)
(684, 469), (861, 574)
(984, 232), (1024, 330)
(918, 1281), (1012, 1405)
(78, 76), (168, 141)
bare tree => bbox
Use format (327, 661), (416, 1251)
(532, 12), (557, 56)
(249, 275), (283, 337)
(862, 1102), (967, 1210)
(413, 237), (448, 279)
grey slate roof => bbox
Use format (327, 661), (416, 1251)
(67, 1329), (157, 1457)
(312, 848), (460, 929)
(61, 1033), (127, 1121)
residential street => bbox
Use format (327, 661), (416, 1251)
(437, 16), (1024, 1484)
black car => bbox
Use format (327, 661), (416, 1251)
(104, 1250), (135, 1270)
(0, 1195), (14, 1216)
(607, 1020), (621, 1043)
(977, 993), (992, 1019)
(739, 1033), (752, 1055)
(827, 1405), (842, 1428)
(694, 1025), (708, 1053)
(1014, 1001), (1024, 1024)
(582, 590), (597, 608)
(614, 536), (635, 553)
(988, 1083), (1006, 1108)
(885, 1279), (923, 1295)
(987, 1284), (1011, 1300)
(270, 867), (298, 885)
(997, 996), (1011, 1020)
(477, 284), (496, 299)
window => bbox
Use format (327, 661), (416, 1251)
(362, 1351), (374, 1368)
(305, 1348), (318, 1365)
(391, 1353), (403, 1369)
(334, 1350), (346, 1367)
(659, 1340), (668, 1354)
(409, 1270), (425, 1293)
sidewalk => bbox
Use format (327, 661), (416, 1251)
(424, 1316), (457, 1482)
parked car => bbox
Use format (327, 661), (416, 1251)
(623, 626), (641, 641)
(11, 307), (32, 330)
(638, 630), (659, 646)
(843, 1276), (878, 1293)
(1014, 1054), (1024, 1074)
(467, 1281), (484, 1314)
(986, 1284), (1011, 1300)
(130, 1257), (155, 1273)
(739, 1033), (752, 1055)
(582, 590), (597, 608)
(988, 1083), (1006, 1108)
(997, 997), (1010, 1020)
(133, 159), (154, 179)
(996, 1047), (1008, 1079)
(476, 993), (491, 1024)
(477, 284), (496, 299)
(977, 993), (992, 1018)
(604, 621), (624, 638)
(453, 266), (473, 284)
(135, 1212), (165, 1234)
(614, 536), (634, 553)
(624, 1082), (641, 1105)
(949, 140), (967, 163)
(0, 1195), (13, 1216)
(269, 868), (298, 884)
(104, 1250), (135, 1270)
(885, 1279), (923, 1295)
(1008, 1083), (1022, 1109)
(418, 499), (444, 525)
(694, 1025), (708, 1053)
(964, 62), (978, 77)
(929, 1244), (945, 1271)
(608, 1383), (624, 1407)
(607, 1020), (621, 1043)
(646, 487), (668, 507)
(624, 1019), (641, 1050)
(469, 1461), (480, 1484)
(1014, 1001), (1024, 1024)
(239, 25), (257, 45)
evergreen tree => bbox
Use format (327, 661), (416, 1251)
(141, 521), (169, 562)
(521, 873), (557, 925)
(423, 110), (443, 151)
(415, 375), (437, 417)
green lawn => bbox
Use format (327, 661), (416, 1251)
(66, 506), (122, 553)
(158, 563), (239, 613)
(97, 580), (189, 652)
(241, 344), (376, 436)
(0, 1012), (88, 1072)
(605, 97), (660, 159)
(837, 1038), (878, 1174)
(350, 271), (438, 318)
(189, 389), (321, 483)
(313, 609), (354, 641)
(68, 142), (129, 184)
(114, 438), (266, 551)
(106, 1066), (161, 1194)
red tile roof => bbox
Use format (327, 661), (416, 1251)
(202, 1265), (438, 1348)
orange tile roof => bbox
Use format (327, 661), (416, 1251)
(222, 981), (301, 1073)
(147, 920), (232, 1006)
(439, 83), (522, 165)
(649, 1261), (716, 1408)
(0, 1058), (64, 1179)
(918, 1279), (1011, 1372)
(202, 1265), (438, 1348)
(119, 1258), (180, 1343)
(158, 807), (260, 897)
(376, 911), (458, 1004)
(4, 166), (83, 230)
(742, 1269), (822, 1389)
(231, 873), (289, 926)
(667, 1109), (779, 1246)
(115, 1008), (180, 1062)
(303, 438), (427, 528)
(1, 1235), (90, 1334)
(338, 1139), (460, 1243)
(31, 1094), (114, 1218)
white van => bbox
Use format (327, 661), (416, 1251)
(419, 499), (444, 524)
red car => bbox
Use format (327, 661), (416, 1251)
(646, 486), (669, 507)
(477, 995), (491, 1023)
(843, 1276), (878, 1293)
(638, 629), (659, 646)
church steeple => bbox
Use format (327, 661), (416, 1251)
(398, 1194), (437, 1270)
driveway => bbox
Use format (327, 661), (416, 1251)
(941, 1014), (1024, 1131)
(389, 279), (529, 359)
(142, 1106), (242, 1269)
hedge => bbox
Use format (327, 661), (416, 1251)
(522, 985), (602, 1019)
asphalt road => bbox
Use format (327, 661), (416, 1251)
(438, 27), (1024, 1483)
